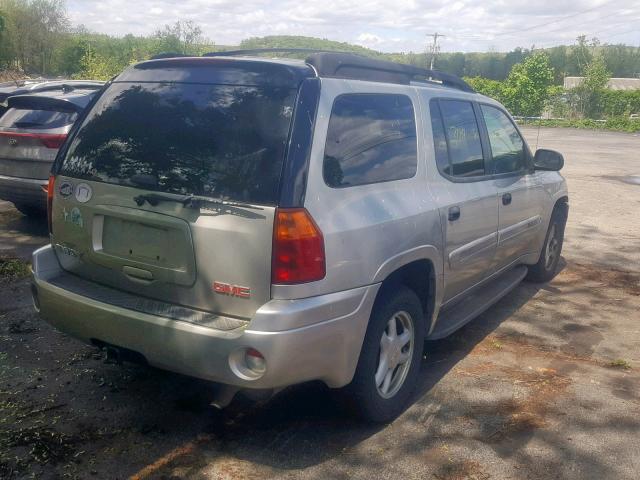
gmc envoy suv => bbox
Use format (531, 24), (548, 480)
(31, 51), (568, 422)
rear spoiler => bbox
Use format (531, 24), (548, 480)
(5, 95), (84, 113)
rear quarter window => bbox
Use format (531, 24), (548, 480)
(323, 93), (418, 188)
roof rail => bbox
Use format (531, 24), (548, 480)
(204, 49), (474, 93)
(305, 52), (475, 92)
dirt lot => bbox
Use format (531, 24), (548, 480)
(1, 127), (639, 479)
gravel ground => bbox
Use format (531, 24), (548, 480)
(0, 127), (638, 480)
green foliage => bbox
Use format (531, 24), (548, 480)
(599, 90), (640, 116)
(517, 116), (640, 133)
(501, 52), (554, 116)
(72, 45), (125, 80)
(0, 0), (69, 73)
(467, 53), (555, 116)
(464, 77), (505, 101)
(153, 20), (213, 56)
(572, 53), (611, 118)
(238, 35), (385, 59)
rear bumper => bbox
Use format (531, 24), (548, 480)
(0, 174), (47, 208)
(31, 245), (379, 389)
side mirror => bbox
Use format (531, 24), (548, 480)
(534, 149), (564, 171)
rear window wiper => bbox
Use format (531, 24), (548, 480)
(133, 192), (263, 211)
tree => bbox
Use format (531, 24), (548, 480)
(501, 52), (554, 116)
(573, 53), (610, 118)
(464, 77), (504, 102)
(0, 0), (69, 73)
(73, 44), (123, 80)
(153, 20), (207, 56)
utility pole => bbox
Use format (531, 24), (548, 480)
(426, 32), (445, 70)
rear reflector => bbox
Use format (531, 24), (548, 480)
(272, 208), (325, 284)
(0, 131), (67, 149)
(47, 175), (55, 234)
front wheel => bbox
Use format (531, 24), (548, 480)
(526, 204), (567, 283)
(338, 286), (425, 422)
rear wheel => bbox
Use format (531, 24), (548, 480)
(339, 286), (424, 422)
(526, 205), (567, 283)
(14, 203), (46, 218)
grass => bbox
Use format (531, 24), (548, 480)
(0, 258), (30, 280)
(608, 359), (632, 370)
(517, 117), (640, 133)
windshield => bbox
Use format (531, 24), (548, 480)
(59, 81), (297, 204)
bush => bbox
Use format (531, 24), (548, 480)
(600, 89), (640, 117)
(465, 76), (505, 102)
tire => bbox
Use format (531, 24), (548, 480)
(526, 203), (567, 283)
(14, 203), (46, 218)
(338, 285), (425, 423)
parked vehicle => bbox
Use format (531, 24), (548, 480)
(31, 52), (568, 421)
(0, 83), (103, 216)
(0, 79), (104, 109)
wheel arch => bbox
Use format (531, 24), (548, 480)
(372, 246), (444, 334)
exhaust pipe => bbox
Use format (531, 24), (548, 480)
(210, 384), (239, 409)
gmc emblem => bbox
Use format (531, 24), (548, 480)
(212, 281), (251, 298)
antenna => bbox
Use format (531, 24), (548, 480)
(426, 32), (445, 70)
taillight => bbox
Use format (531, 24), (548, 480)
(0, 132), (67, 149)
(272, 208), (325, 284)
(47, 175), (55, 234)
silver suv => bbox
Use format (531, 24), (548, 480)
(31, 52), (568, 421)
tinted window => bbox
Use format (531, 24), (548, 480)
(323, 94), (417, 188)
(439, 100), (484, 177)
(59, 82), (296, 204)
(481, 105), (526, 174)
(0, 108), (77, 130)
(429, 100), (450, 175)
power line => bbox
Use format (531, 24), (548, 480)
(436, 10), (624, 42)
(491, 0), (619, 37)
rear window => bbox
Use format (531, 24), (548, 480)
(0, 108), (77, 130)
(323, 94), (417, 188)
(59, 82), (297, 204)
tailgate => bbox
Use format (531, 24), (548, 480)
(51, 178), (275, 319)
(49, 66), (304, 319)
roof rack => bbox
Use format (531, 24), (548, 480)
(305, 52), (474, 92)
(204, 48), (474, 93)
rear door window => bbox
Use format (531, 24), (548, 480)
(59, 82), (297, 205)
(480, 104), (527, 174)
(0, 108), (77, 130)
(323, 93), (417, 188)
(434, 99), (485, 178)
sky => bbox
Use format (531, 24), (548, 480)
(67, 0), (640, 53)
